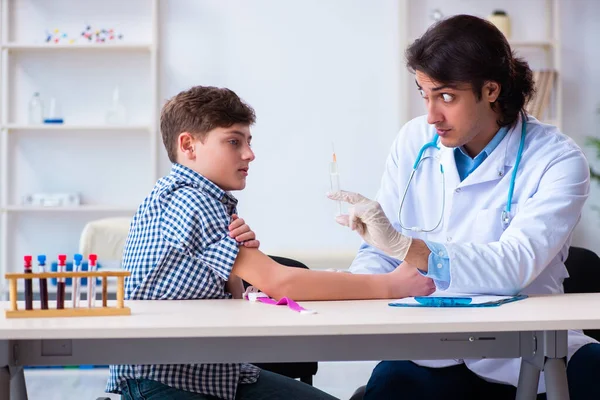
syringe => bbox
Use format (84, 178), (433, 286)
(330, 145), (342, 216)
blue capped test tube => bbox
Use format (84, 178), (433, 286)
(71, 254), (83, 308)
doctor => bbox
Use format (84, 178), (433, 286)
(329, 14), (600, 400)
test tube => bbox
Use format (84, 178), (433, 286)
(71, 254), (83, 308)
(24, 256), (33, 310)
(38, 255), (49, 310)
(56, 254), (67, 309)
(330, 147), (342, 216)
(87, 254), (97, 308)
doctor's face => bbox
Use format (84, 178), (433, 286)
(415, 70), (501, 156)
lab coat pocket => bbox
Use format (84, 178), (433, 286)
(474, 204), (519, 243)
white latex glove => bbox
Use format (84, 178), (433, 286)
(327, 190), (412, 261)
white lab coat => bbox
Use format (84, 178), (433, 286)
(350, 114), (597, 393)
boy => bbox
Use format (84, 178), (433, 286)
(107, 86), (434, 400)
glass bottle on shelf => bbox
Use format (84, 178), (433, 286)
(43, 97), (64, 124)
(28, 92), (44, 124)
(488, 10), (511, 39)
(105, 86), (128, 125)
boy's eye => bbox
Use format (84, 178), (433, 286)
(441, 93), (454, 103)
(228, 139), (239, 146)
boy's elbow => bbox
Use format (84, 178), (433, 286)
(260, 271), (294, 300)
(231, 247), (298, 299)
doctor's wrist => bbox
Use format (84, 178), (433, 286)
(403, 239), (431, 272)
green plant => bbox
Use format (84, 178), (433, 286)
(587, 137), (600, 183)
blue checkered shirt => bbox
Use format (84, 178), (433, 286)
(106, 163), (260, 399)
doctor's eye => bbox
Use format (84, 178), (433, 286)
(418, 89), (426, 98)
(441, 93), (454, 103)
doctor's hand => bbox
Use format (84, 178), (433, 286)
(327, 191), (412, 261)
(229, 215), (260, 248)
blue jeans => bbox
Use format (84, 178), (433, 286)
(120, 369), (338, 400)
(364, 342), (600, 400)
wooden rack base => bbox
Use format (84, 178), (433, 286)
(5, 306), (131, 318)
(5, 270), (131, 319)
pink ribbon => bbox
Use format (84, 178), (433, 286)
(255, 296), (317, 314)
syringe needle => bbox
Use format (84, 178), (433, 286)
(330, 144), (342, 216)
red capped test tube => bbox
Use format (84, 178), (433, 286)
(24, 255), (33, 310)
(87, 254), (98, 308)
(56, 254), (67, 309)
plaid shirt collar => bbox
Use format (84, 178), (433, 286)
(171, 163), (238, 209)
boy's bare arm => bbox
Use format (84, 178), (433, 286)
(230, 247), (435, 301)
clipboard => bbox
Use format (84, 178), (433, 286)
(389, 294), (528, 308)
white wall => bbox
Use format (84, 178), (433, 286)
(2, 0), (408, 272)
(3, 0), (600, 274)
(158, 0), (408, 263)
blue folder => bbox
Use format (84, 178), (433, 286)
(389, 294), (528, 308)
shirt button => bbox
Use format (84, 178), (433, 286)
(455, 188), (461, 193)
(446, 237), (452, 242)
(438, 251), (444, 257)
(437, 263), (443, 269)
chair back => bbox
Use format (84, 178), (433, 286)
(563, 246), (600, 341)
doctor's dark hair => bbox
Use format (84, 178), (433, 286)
(160, 86), (256, 163)
(406, 14), (535, 127)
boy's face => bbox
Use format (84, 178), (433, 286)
(180, 123), (255, 191)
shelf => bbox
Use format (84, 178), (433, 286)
(407, 39), (555, 50)
(508, 40), (555, 48)
(3, 205), (137, 213)
(1, 43), (153, 52)
(3, 124), (151, 132)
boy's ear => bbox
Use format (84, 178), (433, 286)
(178, 132), (196, 160)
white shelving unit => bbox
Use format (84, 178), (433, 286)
(3, 205), (139, 213)
(2, 124), (152, 132)
(0, 0), (160, 294)
(2, 43), (153, 51)
(509, 0), (562, 129)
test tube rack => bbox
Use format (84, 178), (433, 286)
(4, 270), (131, 318)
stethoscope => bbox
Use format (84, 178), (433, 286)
(398, 115), (527, 233)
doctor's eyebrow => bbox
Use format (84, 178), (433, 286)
(415, 79), (462, 92)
